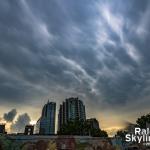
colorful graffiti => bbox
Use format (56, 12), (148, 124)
(0, 135), (119, 150)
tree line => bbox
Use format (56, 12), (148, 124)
(58, 119), (108, 137)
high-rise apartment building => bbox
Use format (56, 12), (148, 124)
(58, 97), (86, 132)
(39, 101), (56, 135)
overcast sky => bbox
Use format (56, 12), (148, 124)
(0, 0), (150, 134)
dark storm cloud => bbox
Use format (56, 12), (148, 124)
(3, 109), (17, 122)
(0, 0), (150, 113)
(11, 113), (31, 133)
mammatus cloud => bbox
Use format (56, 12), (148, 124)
(3, 109), (17, 122)
(0, 0), (150, 131)
(11, 113), (31, 133)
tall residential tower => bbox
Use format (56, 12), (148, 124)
(39, 101), (56, 135)
(58, 97), (86, 132)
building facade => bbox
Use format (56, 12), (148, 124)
(0, 124), (6, 134)
(39, 101), (56, 135)
(58, 97), (86, 132)
(24, 125), (34, 135)
(86, 118), (100, 130)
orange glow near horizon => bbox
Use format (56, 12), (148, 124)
(30, 120), (36, 125)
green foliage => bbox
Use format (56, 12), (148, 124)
(116, 113), (150, 139)
(58, 120), (108, 137)
(0, 135), (22, 150)
(0, 135), (12, 150)
(92, 129), (108, 137)
(116, 130), (128, 139)
(58, 119), (87, 135)
(136, 113), (150, 128)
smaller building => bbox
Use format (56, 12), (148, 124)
(86, 118), (100, 130)
(0, 124), (6, 134)
(24, 125), (34, 135)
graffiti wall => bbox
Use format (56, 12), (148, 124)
(0, 135), (119, 150)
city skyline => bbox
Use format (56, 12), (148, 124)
(0, 97), (101, 136)
(0, 0), (150, 136)
(0, 96), (124, 136)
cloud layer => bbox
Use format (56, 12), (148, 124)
(3, 109), (17, 122)
(0, 0), (150, 129)
(11, 113), (31, 133)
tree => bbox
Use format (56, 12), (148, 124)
(91, 129), (108, 137)
(99, 130), (108, 137)
(0, 135), (21, 150)
(58, 119), (108, 137)
(136, 113), (150, 128)
(116, 130), (128, 139)
(58, 120), (86, 135)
